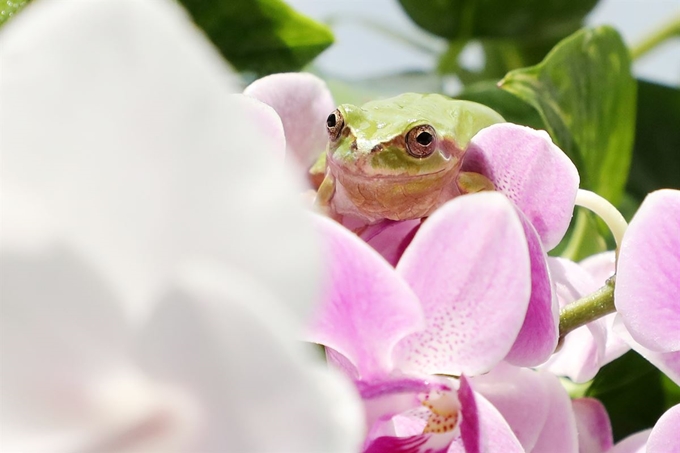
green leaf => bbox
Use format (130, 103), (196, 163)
(456, 80), (544, 129)
(0, 0), (30, 27)
(397, 0), (597, 40)
(627, 80), (680, 200)
(179, 0), (334, 76)
(586, 351), (680, 441)
(499, 26), (637, 205)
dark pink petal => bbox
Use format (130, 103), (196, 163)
(540, 257), (607, 383)
(462, 124), (579, 251)
(470, 363), (577, 452)
(572, 398), (614, 453)
(364, 434), (449, 453)
(458, 376), (523, 453)
(616, 189), (680, 352)
(360, 219), (422, 267)
(308, 215), (425, 379)
(610, 430), (651, 453)
(244, 73), (335, 171)
(394, 193), (531, 376)
(647, 404), (680, 453)
(504, 214), (559, 366)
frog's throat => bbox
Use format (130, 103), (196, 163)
(330, 164), (460, 222)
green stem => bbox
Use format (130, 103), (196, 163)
(631, 15), (680, 60)
(559, 276), (616, 340)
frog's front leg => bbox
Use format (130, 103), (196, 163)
(457, 171), (495, 194)
(314, 168), (338, 218)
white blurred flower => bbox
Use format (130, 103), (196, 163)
(0, 0), (363, 451)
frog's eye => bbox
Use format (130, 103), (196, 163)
(326, 109), (344, 141)
(406, 125), (437, 158)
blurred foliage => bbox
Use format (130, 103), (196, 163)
(0, 0), (29, 26)
(586, 351), (680, 441)
(397, 0), (597, 41)
(178, 0), (333, 76)
(500, 26), (636, 206)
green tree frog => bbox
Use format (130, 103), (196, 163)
(312, 93), (505, 223)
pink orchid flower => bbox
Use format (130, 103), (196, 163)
(308, 192), (580, 452)
(245, 72), (586, 368)
(0, 0), (362, 450)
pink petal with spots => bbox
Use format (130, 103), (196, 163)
(393, 192), (531, 376)
(647, 404), (680, 453)
(616, 189), (680, 352)
(610, 430), (651, 453)
(458, 376), (523, 453)
(308, 215), (425, 379)
(244, 72), (335, 171)
(504, 214), (558, 366)
(540, 257), (607, 383)
(470, 363), (578, 452)
(462, 123), (579, 251)
(572, 398), (614, 453)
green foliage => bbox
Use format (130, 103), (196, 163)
(586, 351), (680, 441)
(178, 0), (333, 76)
(0, 0), (29, 26)
(396, 0), (597, 40)
(627, 81), (680, 200)
(500, 26), (637, 206)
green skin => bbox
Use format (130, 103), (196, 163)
(315, 93), (505, 223)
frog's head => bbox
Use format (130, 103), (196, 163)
(324, 93), (504, 220)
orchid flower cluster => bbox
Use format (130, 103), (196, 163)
(1, 0), (678, 452)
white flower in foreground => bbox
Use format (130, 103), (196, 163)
(0, 0), (362, 451)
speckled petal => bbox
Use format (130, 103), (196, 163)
(463, 123), (579, 250)
(308, 215), (425, 379)
(504, 214), (559, 366)
(394, 192), (531, 376)
(572, 398), (614, 453)
(647, 404), (680, 453)
(616, 189), (680, 352)
(244, 72), (335, 170)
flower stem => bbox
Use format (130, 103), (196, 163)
(574, 189), (628, 251)
(631, 14), (680, 61)
(558, 276), (616, 340)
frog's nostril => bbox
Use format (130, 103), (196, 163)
(350, 141), (358, 151)
(371, 144), (383, 153)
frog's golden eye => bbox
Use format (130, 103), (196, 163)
(326, 109), (344, 141)
(406, 124), (437, 158)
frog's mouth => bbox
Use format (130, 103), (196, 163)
(327, 156), (454, 182)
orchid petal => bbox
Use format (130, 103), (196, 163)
(458, 376), (523, 453)
(616, 189), (680, 352)
(504, 215), (559, 366)
(572, 398), (614, 453)
(244, 72), (335, 170)
(308, 215), (425, 379)
(647, 404), (680, 453)
(580, 251), (630, 364)
(394, 192), (531, 376)
(614, 318), (680, 385)
(463, 124), (579, 250)
(470, 363), (577, 452)
(540, 258), (607, 383)
(134, 263), (364, 452)
(610, 430), (651, 453)
(0, 0), (318, 324)
(360, 219), (422, 267)
(230, 94), (286, 161)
